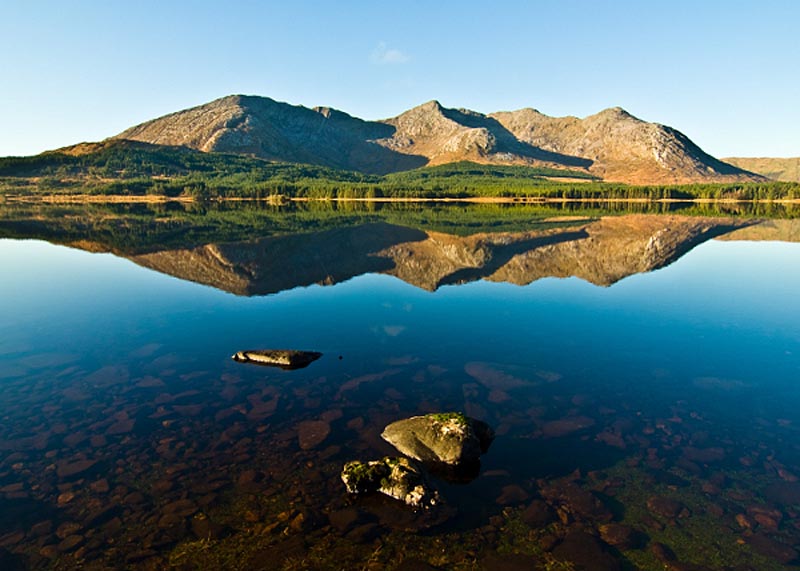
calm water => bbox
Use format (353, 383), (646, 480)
(1, 212), (800, 570)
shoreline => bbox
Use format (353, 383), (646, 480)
(2, 194), (800, 205)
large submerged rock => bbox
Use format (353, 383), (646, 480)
(341, 457), (439, 509)
(381, 412), (494, 466)
(231, 349), (322, 370)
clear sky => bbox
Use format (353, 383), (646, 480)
(2, 0), (798, 158)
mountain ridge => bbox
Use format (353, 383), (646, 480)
(111, 94), (761, 185)
(722, 157), (800, 182)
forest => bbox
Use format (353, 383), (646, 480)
(1, 141), (798, 202)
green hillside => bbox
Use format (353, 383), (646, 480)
(1, 141), (798, 201)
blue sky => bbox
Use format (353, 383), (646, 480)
(2, 1), (798, 158)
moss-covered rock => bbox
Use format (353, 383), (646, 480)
(341, 457), (439, 509)
(381, 412), (494, 465)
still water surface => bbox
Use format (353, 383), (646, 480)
(0, 215), (799, 570)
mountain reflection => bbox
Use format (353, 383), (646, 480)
(2, 200), (797, 295)
(127, 215), (749, 295)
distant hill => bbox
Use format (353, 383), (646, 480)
(112, 94), (761, 185)
(722, 157), (800, 182)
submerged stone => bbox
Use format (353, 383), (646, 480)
(56, 459), (97, 479)
(746, 533), (799, 564)
(598, 523), (644, 550)
(479, 552), (540, 571)
(231, 349), (322, 370)
(764, 481), (800, 506)
(552, 531), (620, 571)
(297, 420), (331, 450)
(341, 457), (439, 509)
(647, 495), (688, 520)
(522, 499), (556, 527)
(540, 481), (614, 523)
(381, 412), (494, 466)
(541, 416), (596, 438)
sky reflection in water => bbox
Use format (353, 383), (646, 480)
(0, 234), (799, 569)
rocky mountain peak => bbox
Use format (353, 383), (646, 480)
(593, 106), (635, 120)
(418, 99), (445, 112)
(111, 94), (762, 184)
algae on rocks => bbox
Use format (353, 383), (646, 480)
(381, 412), (495, 466)
(341, 457), (439, 509)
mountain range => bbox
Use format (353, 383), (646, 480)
(110, 94), (761, 185)
(721, 157), (800, 182)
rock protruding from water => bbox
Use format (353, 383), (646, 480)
(381, 413), (494, 466)
(231, 349), (322, 370)
(341, 457), (439, 509)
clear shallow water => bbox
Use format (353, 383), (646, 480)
(1, 230), (800, 570)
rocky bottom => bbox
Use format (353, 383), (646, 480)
(0, 350), (798, 570)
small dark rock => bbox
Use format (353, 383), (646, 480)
(480, 552), (540, 571)
(346, 522), (383, 544)
(668, 563), (714, 571)
(39, 546), (58, 559)
(683, 446), (725, 464)
(647, 496), (688, 519)
(57, 534), (84, 553)
(641, 513), (665, 531)
(765, 481), (800, 506)
(328, 507), (370, 534)
(539, 533), (561, 552)
(646, 469), (690, 487)
(541, 416), (596, 437)
(237, 470), (265, 488)
(56, 521), (81, 540)
(190, 513), (227, 540)
(397, 558), (440, 571)
(496, 484), (530, 506)
(125, 550), (159, 564)
(297, 420), (331, 450)
(599, 523), (644, 550)
(29, 521), (53, 538)
(56, 459), (97, 479)
(287, 511), (316, 534)
(89, 479), (110, 494)
(706, 503), (725, 518)
(106, 419), (135, 435)
(745, 533), (798, 564)
(541, 482), (614, 523)
(650, 542), (677, 562)
(522, 499), (556, 527)
(123, 491), (146, 505)
(552, 531), (620, 571)
(83, 503), (121, 527)
(0, 531), (24, 547)
(162, 499), (198, 518)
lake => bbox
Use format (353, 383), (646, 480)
(0, 203), (799, 570)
